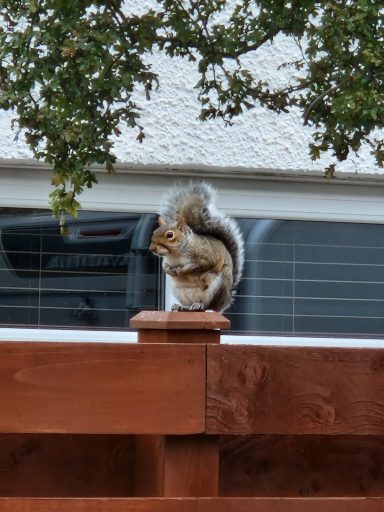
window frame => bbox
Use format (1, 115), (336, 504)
(2, 161), (384, 347)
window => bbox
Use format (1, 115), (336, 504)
(228, 218), (384, 338)
(0, 209), (161, 329)
(2, 206), (384, 339)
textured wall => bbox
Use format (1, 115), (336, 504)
(0, 3), (382, 176)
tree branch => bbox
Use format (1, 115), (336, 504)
(303, 83), (342, 125)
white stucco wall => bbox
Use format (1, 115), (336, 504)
(0, 2), (382, 176)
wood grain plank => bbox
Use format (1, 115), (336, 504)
(2, 497), (384, 512)
(3, 434), (383, 498)
(207, 345), (384, 434)
(162, 436), (219, 497)
(135, 435), (165, 497)
(137, 330), (220, 344)
(0, 434), (134, 497)
(134, 435), (219, 497)
(130, 311), (230, 331)
(220, 435), (384, 497)
(0, 342), (205, 434)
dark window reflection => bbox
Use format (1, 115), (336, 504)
(228, 219), (384, 337)
(0, 210), (160, 329)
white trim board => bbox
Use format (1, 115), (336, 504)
(1, 327), (384, 349)
(1, 165), (384, 223)
(0, 328), (138, 344)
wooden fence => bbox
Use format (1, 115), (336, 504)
(1, 310), (384, 511)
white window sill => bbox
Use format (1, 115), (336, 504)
(1, 328), (384, 349)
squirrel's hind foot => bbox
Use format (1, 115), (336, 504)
(171, 303), (206, 312)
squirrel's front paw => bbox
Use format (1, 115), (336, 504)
(171, 303), (206, 312)
(189, 303), (206, 311)
(165, 264), (183, 276)
(163, 263), (175, 275)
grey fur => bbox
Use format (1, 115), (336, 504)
(160, 182), (245, 290)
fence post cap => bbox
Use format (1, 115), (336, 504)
(129, 310), (230, 330)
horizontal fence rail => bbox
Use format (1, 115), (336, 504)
(3, 498), (384, 512)
(0, 434), (383, 498)
(2, 341), (384, 435)
(207, 345), (384, 435)
(0, 342), (205, 434)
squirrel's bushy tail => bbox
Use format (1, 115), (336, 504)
(160, 182), (244, 288)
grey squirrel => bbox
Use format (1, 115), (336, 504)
(149, 182), (244, 312)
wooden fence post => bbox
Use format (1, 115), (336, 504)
(130, 311), (230, 497)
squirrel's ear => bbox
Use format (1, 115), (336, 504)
(158, 216), (166, 226)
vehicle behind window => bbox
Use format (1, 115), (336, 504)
(0, 210), (160, 329)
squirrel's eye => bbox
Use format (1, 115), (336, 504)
(166, 231), (174, 239)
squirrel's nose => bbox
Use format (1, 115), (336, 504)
(149, 243), (156, 253)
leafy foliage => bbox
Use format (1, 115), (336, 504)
(0, 0), (383, 216)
